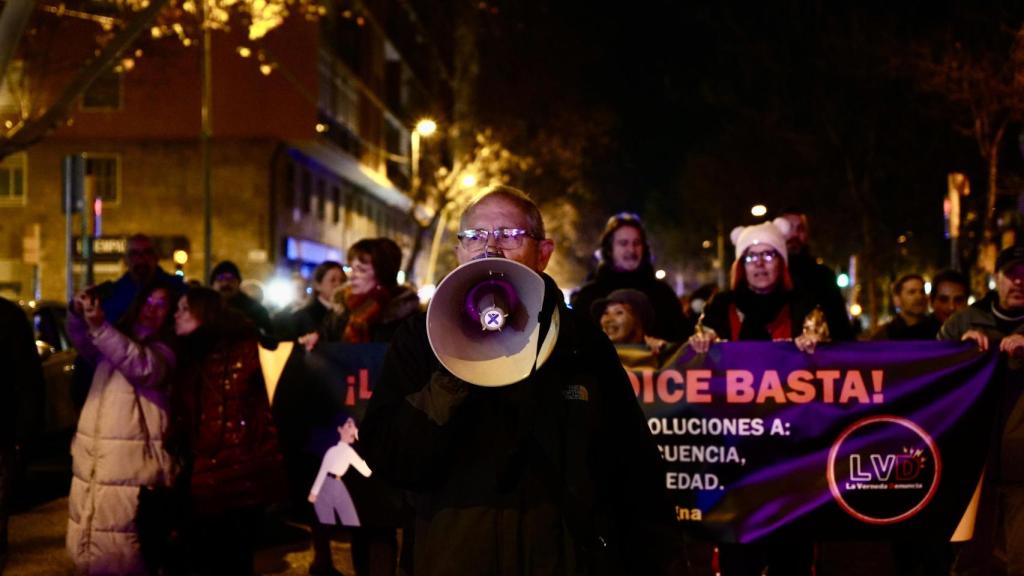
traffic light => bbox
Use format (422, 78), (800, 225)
(173, 250), (188, 277)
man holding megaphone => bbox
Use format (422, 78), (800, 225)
(361, 186), (679, 575)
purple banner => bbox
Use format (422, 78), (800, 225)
(622, 340), (998, 542)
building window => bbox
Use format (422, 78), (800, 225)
(331, 186), (341, 224)
(84, 154), (120, 204)
(0, 153), (26, 205)
(316, 179), (327, 220)
(285, 163), (296, 206)
(82, 69), (122, 110)
(302, 170), (312, 214)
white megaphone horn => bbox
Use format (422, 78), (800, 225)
(426, 258), (552, 387)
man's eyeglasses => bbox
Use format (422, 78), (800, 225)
(457, 228), (539, 251)
(742, 250), (781, 264)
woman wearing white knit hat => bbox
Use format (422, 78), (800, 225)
(687, 217), (849, 576)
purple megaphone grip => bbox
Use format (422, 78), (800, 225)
(465, 278), (518, 324)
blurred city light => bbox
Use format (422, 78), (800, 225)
(849, 303), (863, 317)
(751, 204), (767, 217)
(461, 174), (478, 188)
(267, 277), (297, 309)
(655, 269), (667, 280)
(836, 273), (850, 288)
(418, 283), (437, 304)
(173, 250), (189, 265)
(415, 118), (438, 137)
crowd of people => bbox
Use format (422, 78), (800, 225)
(3, 186), (1024, 575)
(39, 234), (424, 575)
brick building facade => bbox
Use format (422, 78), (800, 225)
(0, 2), (447, 301)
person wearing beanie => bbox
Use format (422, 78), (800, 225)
(591, 288), (656, 345)
(571, 212), (690, 341)
(688, 217), (854, 576)
(209, 259), (273, 337)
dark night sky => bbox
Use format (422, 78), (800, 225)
(474, 1), (1024, 283)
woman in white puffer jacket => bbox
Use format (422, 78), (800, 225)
(65, 280), (178, 575)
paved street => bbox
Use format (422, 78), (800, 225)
(6, 497), (357, 575)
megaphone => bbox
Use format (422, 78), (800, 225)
(427, 258), (550, 387)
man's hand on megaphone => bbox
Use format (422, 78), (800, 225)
(410, 370), (469, 426)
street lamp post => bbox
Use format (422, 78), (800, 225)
(410, 118), (437, 194)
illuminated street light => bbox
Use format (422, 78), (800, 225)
(411, 118), (438, 194)
(461, 173), (478, 188)
(173, 250), (189, 265)
(751, 204), (767, 217)
(836, 273), (850, 288)
(655, 269), (667, 280)
(849, 303), (863, 317)
(415, 118), (437, 137)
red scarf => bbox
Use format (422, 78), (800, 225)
(727, 302), (793, 340)
(342, 285), (390, 343)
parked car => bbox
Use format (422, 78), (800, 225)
(14, 300), (78, 506)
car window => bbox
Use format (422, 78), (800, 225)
(34, 309), (65, 351)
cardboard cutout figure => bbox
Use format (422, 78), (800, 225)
(308, 417), (371, 526)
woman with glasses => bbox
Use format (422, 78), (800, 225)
(66, 279), (179, 575)
(307, 237), (420, 576)
(688, 218), (846, 576)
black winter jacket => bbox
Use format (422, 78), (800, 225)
(362, 274), (675, 576)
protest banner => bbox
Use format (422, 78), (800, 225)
(297, 340), (997, 543)
(622, 340), (997, 542)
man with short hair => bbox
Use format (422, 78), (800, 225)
(778, 209), (854, 341)
(940, 245), (1024, 575)
(102, 234), (183, 324)
(571, 213), (689, 341)
(210, 260), (273, 336)
(872, 274), (941, 340)
(362, 186), (676, 575)
(930, 269), (970, 325)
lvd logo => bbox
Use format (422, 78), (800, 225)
(848, 451), (925, 482)
(827, 416), (940, 525)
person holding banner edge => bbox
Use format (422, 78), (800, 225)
(688, 218), (852, 576)
(361, 186), (680, 575)
(939, 244), (1024, 576)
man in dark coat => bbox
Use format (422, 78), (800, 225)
(778, 209), (854, 341)
(209, 260), (273, 336)
(871, 274), (942, 340)
(571, 213), (689, 341)
(101, 234), (184, 323)
(0, 296), (45, 572)
(939, 245), (1024, 575)
(930, 269), (970, 325)
(361, 186), (678, 575)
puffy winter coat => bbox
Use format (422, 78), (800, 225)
(66, 315), (175, 575)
